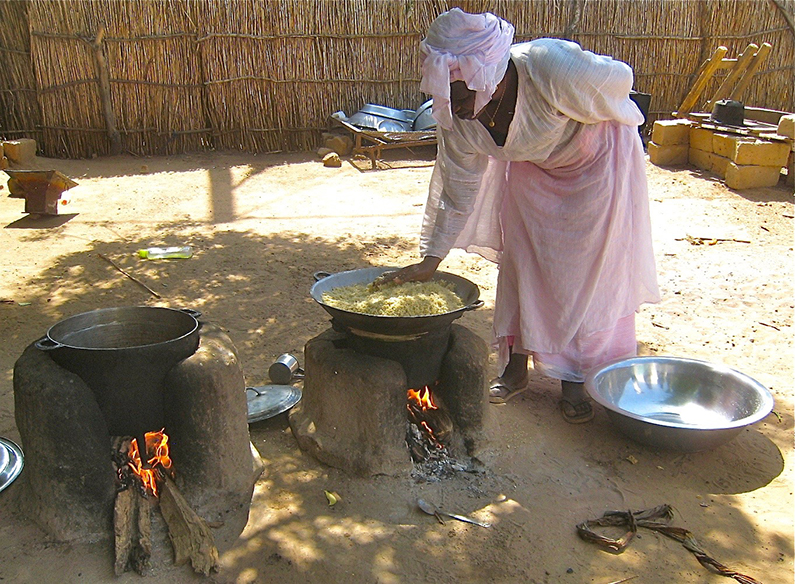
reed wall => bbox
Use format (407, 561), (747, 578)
(0, 0), (792, 158)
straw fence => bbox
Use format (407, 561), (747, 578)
(0, 0), (793, 159)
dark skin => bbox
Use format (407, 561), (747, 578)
(381, 60), (532, 386)
(383, 60), (519, 286)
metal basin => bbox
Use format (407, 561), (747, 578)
(584, 356), (774, 452)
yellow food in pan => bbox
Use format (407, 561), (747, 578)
(322, 280), (463, 316)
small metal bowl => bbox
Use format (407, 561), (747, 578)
(585, 356), (774, 452)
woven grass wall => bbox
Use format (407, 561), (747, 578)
(0, 0), (792, 159)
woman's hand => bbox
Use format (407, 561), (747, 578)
(379, 256), (442, 286)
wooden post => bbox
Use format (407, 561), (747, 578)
(90, 27), (122, 155)
(706, 43), (759, 112)
(674, 46), (728, 118)
(729, 42), (772, 102)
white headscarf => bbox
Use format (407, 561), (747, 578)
(420, 8), (515, 130)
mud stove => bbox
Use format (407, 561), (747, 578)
(289, 320), (489, 477)
(12, 308), (261, 575)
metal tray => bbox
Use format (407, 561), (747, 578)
(0, 437), (23, 493)
(246, 385), (302, 423)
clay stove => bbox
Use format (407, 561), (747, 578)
(12, 309), (261, 574)
(289, 321), (489, 477)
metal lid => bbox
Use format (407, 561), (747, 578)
(0, 437), (23, 493)
(246, 385), (302, 423)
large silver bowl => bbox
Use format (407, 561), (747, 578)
(584, 356), (774, 452)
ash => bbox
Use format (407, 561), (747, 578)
(406, 423), (469, 482)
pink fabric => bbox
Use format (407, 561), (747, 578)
(491, 121), (659, 380)
(418, 40), (660, 382)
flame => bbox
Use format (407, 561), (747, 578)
(127, 429), (172, 497)
(408, 386), (444, 448)
(407, 386), (437, 411)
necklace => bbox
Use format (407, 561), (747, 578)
(486, 85), (506, 128)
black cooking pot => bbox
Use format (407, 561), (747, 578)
(310, 267), (483, 336)
(35, 306), (201, 437)
(711, 99), (745, 127)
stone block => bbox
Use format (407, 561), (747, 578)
(712, 133), (744, 159)
(325, 134), (353, 156)
(651, 119), (691, 146)
(3, 138), (37, 167)
(689, 127), (714, 152)
(689, 148), (730, 177)
(778, 114), (794, 138)
(322, 152), (342, 167)
(724, 162), (782, 190)
(648, 142), (688, 166)
(733, 139), (790, 167)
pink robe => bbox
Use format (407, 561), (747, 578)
(419, 39), (660, 381)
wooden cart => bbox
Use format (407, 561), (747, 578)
(330, 116), (437, 170)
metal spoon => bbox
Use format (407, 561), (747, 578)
(417, 498), (491, 528)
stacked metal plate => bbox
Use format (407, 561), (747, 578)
(0, 437), (23, 493)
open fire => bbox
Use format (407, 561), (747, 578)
(112, 431), (219, 577)
(406, 384), (464, 480)
(407, 385), (450, 449)
(124, 430), (173, 497)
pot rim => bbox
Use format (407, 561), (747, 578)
(38, 306), (200, 352)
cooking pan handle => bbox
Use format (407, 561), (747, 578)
(35, 336), (62, 351)
(179, 308), (202, 319)
(465, 300), (485, 311)
(313, 271), (332, 282)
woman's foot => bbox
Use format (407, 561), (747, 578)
(559, 380), (594, 424)
(489, 374), (529, 404)
(489, 352), (529, 404)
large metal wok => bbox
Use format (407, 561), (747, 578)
(310, 267), (483, 336)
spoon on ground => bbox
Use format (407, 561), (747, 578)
(417, 498), (491, 528)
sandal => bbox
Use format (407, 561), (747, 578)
(489, 377), (529, 404)
(559, 398), (594, 424)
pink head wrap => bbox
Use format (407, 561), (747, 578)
(420, 8), (515, 129)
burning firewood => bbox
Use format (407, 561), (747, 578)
(113, 485), (152, 575)
(112, 431), (218, 576)
(159, 475), (220, 576)
(113, 437), (153, 576)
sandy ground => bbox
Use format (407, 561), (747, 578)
(0, 147), (792, 584)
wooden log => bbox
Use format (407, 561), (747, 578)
(159, 475), (219, 576)
(131, 493), (152, 575)
(89, 26), (122, 155)
(113, 488), (136, 576)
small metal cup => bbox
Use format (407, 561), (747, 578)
(268, 353), (304, 385)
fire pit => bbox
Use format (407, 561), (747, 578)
(290, 269), (489, 477)
(13, 311), (262, 576)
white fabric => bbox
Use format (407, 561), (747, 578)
(420, 8), (514, 130)
(418, 39), (660, 380)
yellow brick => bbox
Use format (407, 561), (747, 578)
(733, 139), (790, 167)
(712, 133), (745, 159)
(689, 127), (714, 152)
(648, 142), (688, 166)
(778, 114), (794, 139)
(724, 162), (782, 190)
(689, 148), (730, 176)
(2, 138), (37, 166)
(651, 120), (691, 146)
